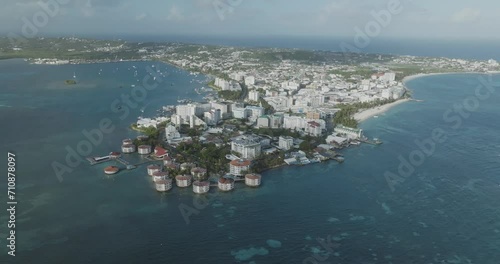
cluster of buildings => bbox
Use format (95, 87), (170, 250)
(136, 116), (169, 129)
(325, 125), (365, 147)
(214, 77), (242, 91)
(154, 157), (262, 193)
(169, 99), (329, 138)
(166, 46), (413, 115)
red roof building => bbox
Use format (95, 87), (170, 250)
(154, 146), (168, 158)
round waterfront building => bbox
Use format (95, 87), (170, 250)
(121, 144), (136, 153)
(218, 177), (235, 192)
(138, 145), (151, 155)
(229, 159), (251, 176)
(191, 167), (208, 181)
(192, 181), (210, 194)
(122, 138), (133, 145)
(147, 165), (161, 176)
(155, 178), (173, 192)
(245, 173), (262, 187)
(152, 171), (168, 182)
(176, 174), (192, 187)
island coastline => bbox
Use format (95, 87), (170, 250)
(354, 98), (411, 123)
(355, 71), (500, 123)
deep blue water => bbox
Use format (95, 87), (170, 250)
(1, 59), (500, 264)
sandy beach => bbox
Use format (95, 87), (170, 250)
(402, 71), (500, 84)
(354, 98), (412, 123)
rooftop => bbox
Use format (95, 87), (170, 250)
(245, 173), (261, 179)
(230, 159), (251, 167)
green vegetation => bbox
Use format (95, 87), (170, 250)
(386, 64), (467, 81)
(178, 124), (202, 137)
(218, 90), (243, 101)
(176, 141), (230, 175)
(299, 140), (314, 152)
(130, 125), (161, 147)
(252, 152), (285, 173)
(208, 79), (245, 101)
(299, 135), (322, 152)
(259, 98), (274, 114)
(241, 50), (324, 63)
(0, 37), (140, 61)
(333, 98), (400, 128)
(333, 108), (358, 128)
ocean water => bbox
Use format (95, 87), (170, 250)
(1, 59), (500, 264)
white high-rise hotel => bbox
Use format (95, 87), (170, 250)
(176, 104), (197, 119)
(231, 138), (261, 159)
(248, 90), (260, 102)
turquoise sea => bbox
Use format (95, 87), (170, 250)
(1, 59), (500, 264)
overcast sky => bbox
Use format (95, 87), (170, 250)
(2, 0), (498, 40)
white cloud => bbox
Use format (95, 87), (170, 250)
(166, 5), (184, 21)
(451, 8), (481, 23)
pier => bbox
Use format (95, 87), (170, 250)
(86, 156), (110, 165)
(87, 154), (158, 170)
(115, 157), (130, 166)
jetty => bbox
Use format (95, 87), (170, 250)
(115, 157), (130, 166)
(87, 156), (110, 165)
(87, 154), (158, 170)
